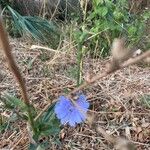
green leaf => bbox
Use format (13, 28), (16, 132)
(97, 6), (108, 17)
(1, 94), (27, 112)
(143, 11), (150, 21)
(128, 26), (137, 35)
(38, 116), (60, 136)
(41, 102), (56, 122)
(1, 94), (36, 120)
(36, 103), (61, 137)
(6, 6), (60, 48)
(0, 123), (7, 133)
(29, 143), (38, 150)
(140, 95), (150, 108)
(36, 145), (45, 150)
(113, 11), (123, 20)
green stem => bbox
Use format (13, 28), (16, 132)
(27, 104), (37, 135)
(77, 43), (83, 86)
(76, 31), (88, 86)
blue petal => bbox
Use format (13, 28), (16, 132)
(54, 96), (72, 119)
(74, 109), (83, 123)
(68, 109), (82, 126)
(57, 96), (71, 107)
(68, 118), (76, 127)
(76, 94), (90, 110)
(55, 104), (69, 114)
(55, 108), (69, 119)
(55, 101), (70, 113)
(74, 102), (87, 121)
(75, 107), (86, 121)
(61, 112), (71, 125)
(55, 94), (90, 127)
(55, 102), (69, 115)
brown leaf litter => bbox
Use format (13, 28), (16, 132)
(0, 37), (150, 149)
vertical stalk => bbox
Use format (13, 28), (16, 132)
(0, 16), (37, 134)
(76, 31), (87, 86)
(77, 43), (83, 86)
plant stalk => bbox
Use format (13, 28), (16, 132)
(0, 16), (37, 134)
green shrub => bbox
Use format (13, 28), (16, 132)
(75, 0), (150, 57)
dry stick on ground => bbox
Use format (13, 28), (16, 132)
(96, 126), (136, 150)
(90, 112), (136, 150)
(30, 45), (65, 53)
(69, 50), (150, 95)
(35, 50), (150, 121)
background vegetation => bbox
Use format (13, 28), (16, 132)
(0, 0), (150, 149)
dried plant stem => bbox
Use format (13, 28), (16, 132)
(122, 50), (150, 68)
(35, 49), (150, 121)
(0, 17), (37, 134)
(70, 50), (150, 95)
(69, 72), (107, 96)
(96, 126), (136, 150)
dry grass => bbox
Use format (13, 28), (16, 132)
(0, 37), (150, 150)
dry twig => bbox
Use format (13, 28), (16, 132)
(35, 48), (150, 121)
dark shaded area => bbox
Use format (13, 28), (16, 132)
(1, 0), (84, 21)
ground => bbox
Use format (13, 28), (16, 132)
(0, 37), (150, 150)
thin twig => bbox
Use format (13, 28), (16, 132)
(35, 50), (150, 121)
(70, 50), (150, 96)
(30, 45), (65, 53)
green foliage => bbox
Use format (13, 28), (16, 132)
(39, 52), (50, 62)
(0, 0), (11, 8)
(66, 65), (78, 80)
(0, 113), (18, 134)
(6, 6), (61, 48)
(74, 30), (88, 86)
(29, 102), (61, 149)
(0, 113), (7, 133)
(127, 10), (150, 45)
(1, 94), (36, 120)
(65, 27), (88, 85)
(72, 0), (150, 83)
(59, 0), (83, 21)
(140, 95), (150, 109)
(0, 122), (7, 133)
(35, 102), (60, 137)
(1, 94), (27, 111)
(75, 0), (150, 57)
(0, 94), (61, 149)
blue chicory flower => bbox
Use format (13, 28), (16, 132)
(54, 94), (90, 127)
